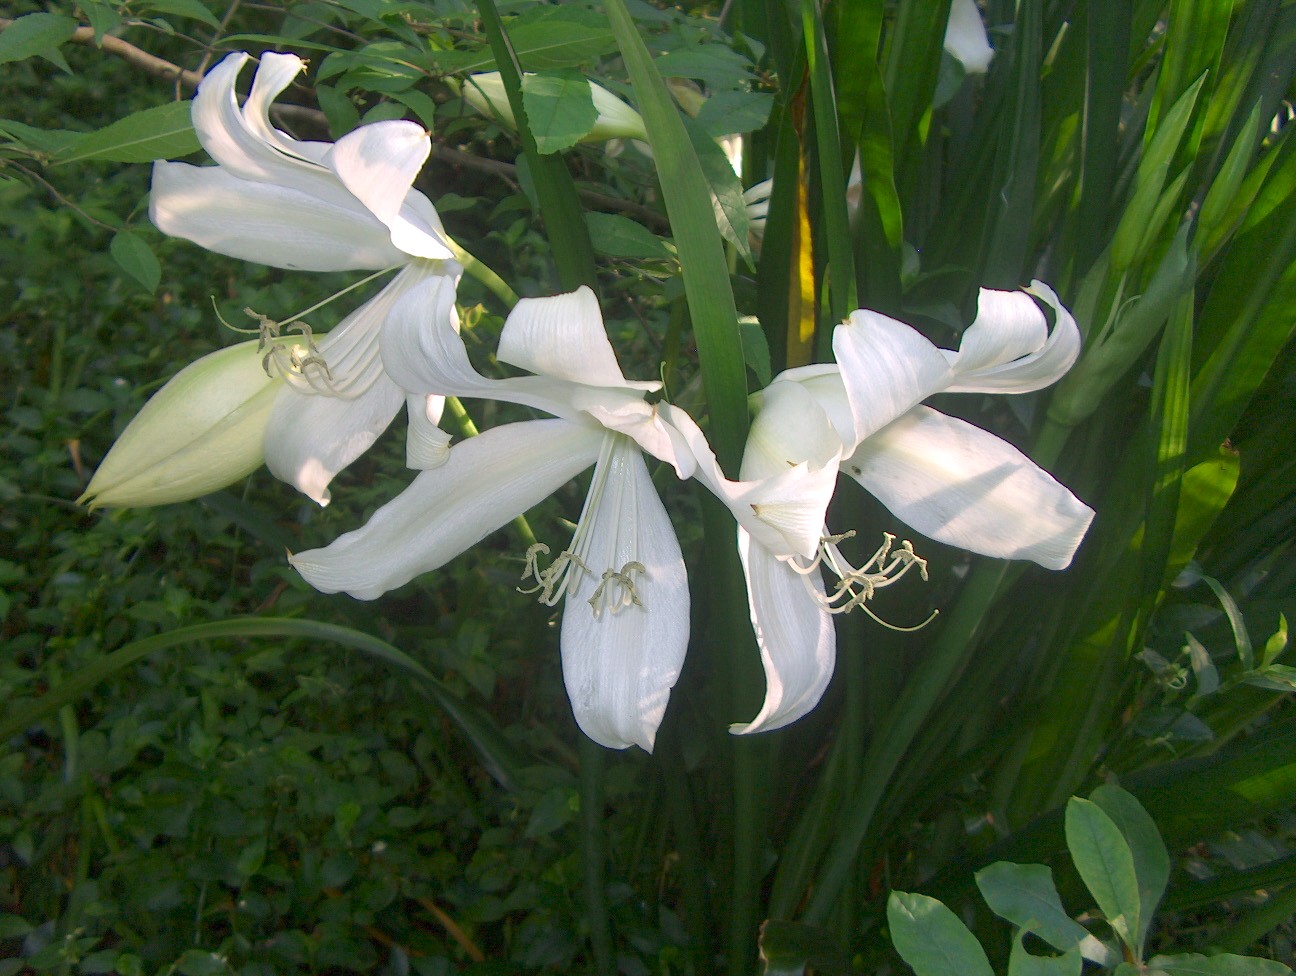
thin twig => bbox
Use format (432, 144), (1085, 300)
(9, 162), (119, 232)
(190, 0), (244, 92)
(0, 17), (672, 232)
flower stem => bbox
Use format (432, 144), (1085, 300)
(447, 239), (519, 309)
(578, 736), (614, 976)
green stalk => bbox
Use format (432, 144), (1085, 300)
(802, 560), (1009, 922)
(446, 238), (519, 308)
(578, 736), (614, 976)
(475, 0), (597, 292)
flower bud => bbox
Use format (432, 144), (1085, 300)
(463, 72), (648, 143)
(81, 339), (288, 508)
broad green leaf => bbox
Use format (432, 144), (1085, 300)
(1148, 953), (1292, 976)
(315, 84), (361, 138)
(0, 119), (83, 155)
(521, 70), (598, 154)
(974, 862), (1113, 965)
(585, 212), (670, 259)
(110, 232), (161, 294)
(1064, 797), (1141, 949)
(1185, 633), (1219, 695)
(886, 891), (994, 976)
(55, 101), (200, 165)
(683, 112), (753, 262)
(1008, 931), (1082, 976)
(432, 7), (617, 74)
(81, 1), (122, 43)
(1090, 783), (1170, 956)
(174, 950), (226, 976)
(694, 90), (774, 138)
(0, 13), (77, 68)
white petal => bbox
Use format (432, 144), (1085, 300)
(559, 439), (688, 752)
(262, 265), (451, 503)
(327, 122), (453, 261)
(150, 161), (404, 271)
(730, 529), (836, 735)
(660, 404), (838, 560)
(833, 309), (954, 446)
(742, 378), (844, 480)
(844, 406), (1094, 569)
(498, 287), (658, 392)
(381, 274), (591, 420)
(291, 419), (604, 597)
(191, 53), (336, 194)
(264, 370), (404, 506)
(944, 0), (994, 75)
(946, 281), (1081, 393)
(242, 52), (333, 165)
(406, 394), (451, 469)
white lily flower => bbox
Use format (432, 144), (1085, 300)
(944, 0), (994, 75)
(690, 282), (1094, 735)
(463, 71), (649, 143)
(150, 51), (459, 505)
(291, 280), (698, 752)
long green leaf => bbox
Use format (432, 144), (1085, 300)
(887, 891), (994, 976)
(55, 101), (200, 165)
(2, 617), (522, 790)
(604, 0), (748, 473)
(1064, 798), (1141, 949)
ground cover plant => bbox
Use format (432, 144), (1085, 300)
(1, 0), (1294, 973)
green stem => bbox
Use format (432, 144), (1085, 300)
(578, 736), (614, 976)
(444, 396), (536, 549)
(447, 238), (519, 308)
(803, 560), (1009, 922)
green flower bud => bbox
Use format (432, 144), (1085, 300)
(81, 339), (288, 509)
(463, 72), (649, 143)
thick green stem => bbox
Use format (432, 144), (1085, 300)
(578, 736), (614, 976)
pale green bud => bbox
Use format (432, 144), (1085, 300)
(463, 72), (648, 143)
(81, 339), (288, 509)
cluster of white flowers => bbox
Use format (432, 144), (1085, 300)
(85, 44), (1091, 753)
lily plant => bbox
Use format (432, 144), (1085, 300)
(150, 51), (460, 505)
(694, 284), (1096, 733)
(290, 279), (708, 753)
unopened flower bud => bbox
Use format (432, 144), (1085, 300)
(463, 72), (648, 143)
(80, 339), (290, 508)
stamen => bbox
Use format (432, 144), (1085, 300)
(588, 562), (647, 617)
(789, 529), (938, 630)
(518, 542), (590, 606)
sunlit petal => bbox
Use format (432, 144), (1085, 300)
(730, 529), (836, 735)
(560, 440), (688, 752)
(944, 0), (994, 75)
(328, 122), (453, 261)
(844, 406), (1095, 569)
(946, 281), (1081, 393)
(406, 394), (451, 470)
(833, 309), (954, 446)
(265, 371), (404, 506)
(291, 419), (604, 597)
(150, 161), (403, 271)
(498, 287), (658, 391)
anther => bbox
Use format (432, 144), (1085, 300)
(588, 561), (647, 617)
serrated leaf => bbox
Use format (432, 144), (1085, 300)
(110, 231), (161, 294)
(1148, 952), (1292, 975)
(55, 101), (200, 165)
(886, 891), (994, 976)
(1065, 798), (1141, 949)
(585, 212), (669, 259)
(0, 13), (77, 67)
(522, 70), (598, 154)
